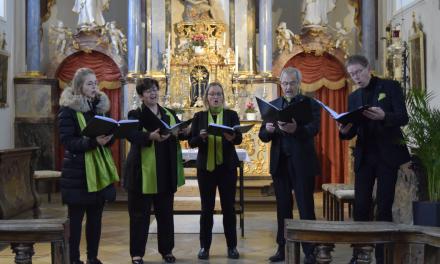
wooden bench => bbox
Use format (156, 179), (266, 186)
(285, 219), (440, 264)
(333, 189), (354, 221)
(321, 183), (354, 220)
(0, 147), (69, 264)
(34, 170), (62, 203)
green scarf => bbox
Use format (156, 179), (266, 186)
(76, 112), (119, 192)
(140, 107), (185, 194)
(207, 108), (223, 172)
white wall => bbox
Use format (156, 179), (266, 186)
(384, 0), (440, 107)
(0, 0), (17, 149)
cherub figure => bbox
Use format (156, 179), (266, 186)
(50, 21), (71, 54)
(276, 22), (296, 53)
(106, 21), (127, 56)
(333, 22), (348, 49)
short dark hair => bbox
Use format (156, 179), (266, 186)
(345, 55), (370, 68)
(136, 78), (159, 95)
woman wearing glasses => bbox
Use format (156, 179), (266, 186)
(124, 78), (189, 264)
(188, 82), (242, 260)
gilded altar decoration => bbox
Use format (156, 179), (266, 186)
(168, 20), (236, 114)
(238, 122), (270, 176)
(384, 23), (404, 82)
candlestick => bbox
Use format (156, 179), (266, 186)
(134, 45), (139, 73)
(263, 44), (267, 72)
(146, 48), (151, 73)
(249, 47), (253, 73)
(235, 45), (238, 73)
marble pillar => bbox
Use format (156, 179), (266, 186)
(258, 0), (273, 73)
(234, 0), (256, 73)
(128, 0), (143, 73)
(26, 0), (40, 74)
(362, 0), (376, 66)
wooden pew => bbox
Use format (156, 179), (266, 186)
(0, 147), (69, 264)
(285, 220), (440, 264)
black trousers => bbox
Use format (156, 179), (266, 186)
(272, 155), (316, 256)
(197, 164), (237, 249)
(68, 203), (105, 262)
(354, 154), (398, 263)
(128, 191), (174, 258)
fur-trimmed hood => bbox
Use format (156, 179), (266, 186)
(59, 87), (110, 114)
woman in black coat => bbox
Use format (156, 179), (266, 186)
(188, 82), (242, 260)
(58, 68), (118, 264)
(123, 78), (189, 264)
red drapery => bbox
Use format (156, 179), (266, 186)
(284, 53), (350, 188)
(56, 51), (122, 174)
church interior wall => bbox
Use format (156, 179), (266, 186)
(0, 0), (16, 149)
(381, 0), (440, 107)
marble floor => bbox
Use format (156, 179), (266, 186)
(0, 193), (360, 264)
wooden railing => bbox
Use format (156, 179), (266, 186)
(285, 220), (440, 264)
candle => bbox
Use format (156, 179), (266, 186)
(249, 47), (253, 73)
(134, 45), (139, 73)
(235, 45), (238, 73)
(263, 44), (267, 72)
(168, 33), (171, 49)
(146, 48), (151, 73)
(166, 48), (171, 74)
(223, 32), (226, 46)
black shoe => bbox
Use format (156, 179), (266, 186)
(348, 256), (357, 264)
(304, 253), (316, 264)
(268, 248), (285, 262)
(227, 247), (240, 259)
(197, 248), (209, 260)
(162, 253), (176, 263)
(131, 258), (144, 264)
(71, 261), (84, 264)
(86, 259), (103, 264)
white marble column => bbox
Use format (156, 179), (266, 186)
(362, 0), (376, 66)
(258, 0), (272, 73)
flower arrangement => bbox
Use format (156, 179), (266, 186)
(191, 34), (207, 47)
(170, 102), (184, 114)
(245, 101), (257, 113)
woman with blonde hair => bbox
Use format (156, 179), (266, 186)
(188, 82), (242, 260)
(58, 67), (118, 264)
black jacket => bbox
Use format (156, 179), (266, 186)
(340, 77), (410, 170)
(259, 95), (321, 177)
(123, 105), (187, 193)
(188, 109), (243, 170)
(58, 87), (116, 205)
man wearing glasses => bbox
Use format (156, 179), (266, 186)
(339, 55), (410, 264)
(259, 67), (320, 263)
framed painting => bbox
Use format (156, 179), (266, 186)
(409, 17), (425, 91)
(0, 50), (8, 107)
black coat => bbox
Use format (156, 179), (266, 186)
(123, 105), (187, 193)
(188, 109), (243, 170)
(340, 77), (410, 170)
(58, 88), (116, 205)
(258, 95), (321, 177)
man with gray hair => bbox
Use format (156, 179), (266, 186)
(259, 67), (320, 263)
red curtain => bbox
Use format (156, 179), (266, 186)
(56, 51), (122, 174)
(284, 53), (350, 188)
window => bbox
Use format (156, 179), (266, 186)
(0, 0), (5, 21)
(395, 0), (417, 11)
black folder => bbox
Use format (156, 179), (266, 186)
(207, 123), (255, 136)
(315, 99), (370, 125)
(256, 96), (313, 124)
(159, 118), (193, 134)
(81, 115), (139, 139)
(139, 107), (192, 135)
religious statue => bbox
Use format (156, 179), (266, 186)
(105, 21), (127, 56)
(302, 0), (336, 27)
(276, 22), (296, 53)
(50, 21), (71, 54)
(73, 0), (110, 28)
(181, 0), (225, 23)
(333, 22), (348, 49)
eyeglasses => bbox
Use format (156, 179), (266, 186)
(281, 81), (299, 87)
(208, 92), (223, 97)
(347, 68), (366, 78)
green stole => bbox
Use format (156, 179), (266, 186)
(140, 107), (185, 194)
(76, 112), (119, 192)
(207, 107), (224, 172)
